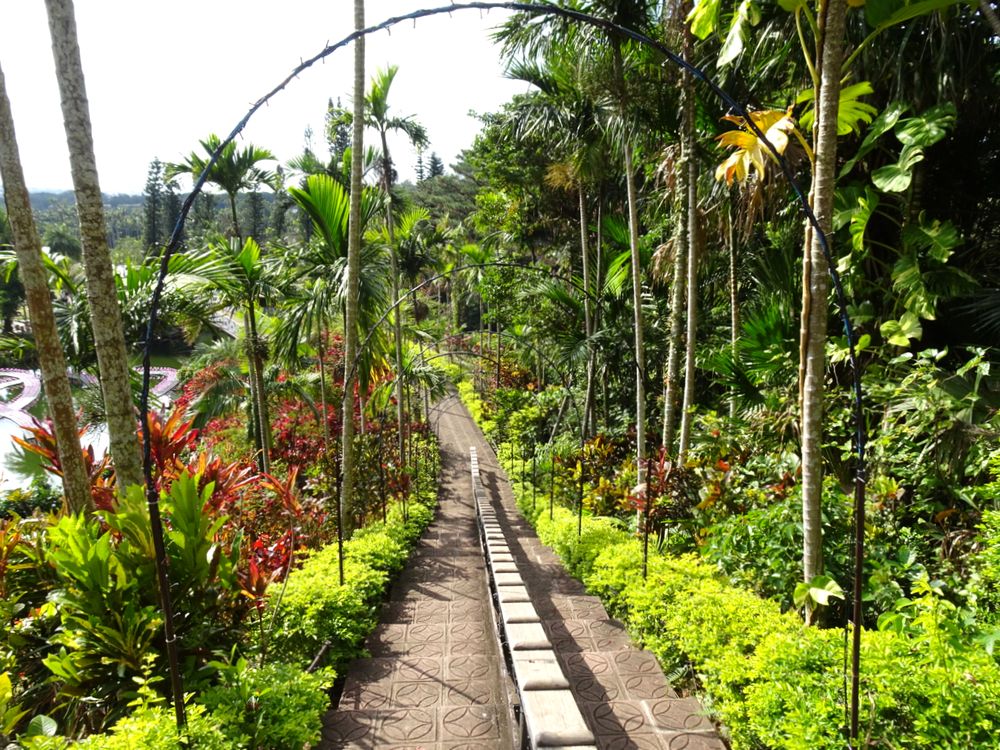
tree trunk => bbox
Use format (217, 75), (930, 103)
(801, 0), (847, 600)
(579, 185), (595, 440)
(243, 314), (265, 470)
(624, 147), (646, 483)
(663, 28), (694, 456)
(728, 193), (739, 420)
(381, 131), (407, 469)
(0, 63), (92, 514)
(678, 119), (700, 461)
(247, 300), (270, 474)
(341, 0), (365, 531)
(318, 331), (330, 449)
(45, 0), (143, 491)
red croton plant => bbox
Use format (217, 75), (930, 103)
(14, 405), (328, 608)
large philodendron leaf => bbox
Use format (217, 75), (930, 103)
(718, 0), (761, 67)
(798, 81), (878, 136)
(872, 144), (926, 192)
(895, 102), (957, 148)
(840, 101), (909, 177)
(881, 311), (923, 346)
(793, 575), (845, 610)
(902, 215), (963, 263)
(865, 0), (965, 28)
(687, 0), (723, 38)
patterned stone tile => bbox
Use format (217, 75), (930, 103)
(448, 639), (494, 656)
(552, 635), (597, 653)
(659, 732), (728, 750)
(323, 710), (377, 744)
(378, 708), (437, 744)
(449, 621), (489, 641)
(621, 673), (677, 700)
(338, 679), (391, 711)
(570, 672), (624, 704)
(599, 734), (663, 750)
(407, 622), (447, 643)
(441, 705), (500, 741)
(392, 681), (442, 708)
(646, 699), (715, 732)
(614, 649), (662, 676)
(587, 701), (653, 735)
(447, 654), (496, 681)
(445, 679), (498, 706)
(563, 650), (613, 677)
(395, 656), (443, 682)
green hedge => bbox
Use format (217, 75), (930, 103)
(265, 485), (436, 671)
(497, 444), (1000, 749)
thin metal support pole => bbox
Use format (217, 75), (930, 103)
(643, 456), (652, 579)
(549, 449), (555, 521)
(336, 451), (345, 586)
(531, 450), (537, 513)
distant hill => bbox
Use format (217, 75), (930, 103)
(25, 191), (144, 209)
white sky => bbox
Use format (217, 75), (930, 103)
(0, 1), (527, 194)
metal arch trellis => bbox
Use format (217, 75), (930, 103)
(138, 2), (868, 743)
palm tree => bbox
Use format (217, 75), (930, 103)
(353, 64), (429, 467)
(179, 237), (283, 472)
(504, 56), (609, 437)
(166, 134), (277, 240)
(498, 0), (660, 483)
(167, 135), (277, 471)
(45, 0), (143, 491)
(342, 0), (367, 531)
(460, 243), (494, 392)
(800, 0), (847, 603)
(0, 61), (91, 513)
(280, 174), (388, 446)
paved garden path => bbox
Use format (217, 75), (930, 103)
(322, 393), (724, 749)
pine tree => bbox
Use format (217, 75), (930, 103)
(246, 190), (266, 242)
(142, 158), (163, 251)
(427, 152), (445, 178)
(415, 149), (426, 181)
(326, 97), (352, 165)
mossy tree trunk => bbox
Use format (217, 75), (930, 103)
(0, 63), (92, 514)
(45, 0), (143, 491)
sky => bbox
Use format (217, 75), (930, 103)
(0, 1), (528, 194)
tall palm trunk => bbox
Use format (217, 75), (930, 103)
(662, 212), (686, 451)
(0, 63), (92, 514)
(728, 194), (739, 420)
(45, 0), (143, 490)
(247, 300), (270, 474)
(228, 207), (270, 473)
(495, 321), (501, 388)
(381, 131), (406, 468)
(663, 27), (694, 456)
(578, 185), (595, 439)
(242, 314), (266, 470)
(801, 0), (847, 598)
(612, 41), (646, 483)
(677, 111), (700, 461)
(317, 332), (331, 449)
(624, 147), (646, 482)
(341, 0), (365, 530)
